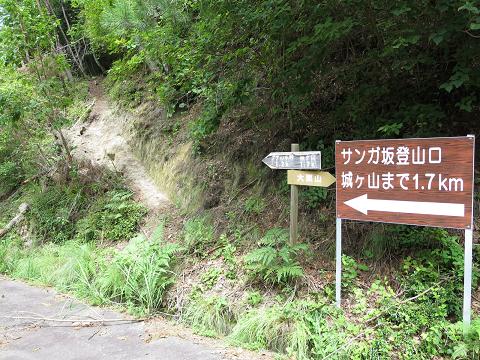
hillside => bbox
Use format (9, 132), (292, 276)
(0, 0), (480, 359)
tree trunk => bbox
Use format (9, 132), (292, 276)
(56, 128), (74, 166)
(42, 0), (87, 76)
(91, 46), (106, 74)
(0, 204), (29, 239)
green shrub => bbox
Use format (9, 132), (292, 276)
(341, 255), (368, 290)
(400, 229), (478, 318)
(201, 268), (222, 290)
(301, 187), (328, 210)
(244, 228), (307, 286)
(245, 291), (263, 307)
(218, 234), (238, 280)
(0, 160), (21, 195)
(449, 318), (480, 359)
(76, 190), (146, 243)
(28, 184), (87, 244)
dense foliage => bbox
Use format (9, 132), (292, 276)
(0, 0), (479, 359)
(68, 0), (480, 146)
(3, 0), (478, 145)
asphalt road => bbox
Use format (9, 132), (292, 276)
(0, 279), (235, 360)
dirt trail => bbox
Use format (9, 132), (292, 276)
(65, 82), (169, 211)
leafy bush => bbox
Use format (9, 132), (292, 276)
(450, 318), (480, 359)
(0, 160), (21, 195)
(400, 229), (478, 318)
(76, 190), (146, 243)
(245, 291), (263, 307)
(301, 187), (328, 210)
(341, 255), (368, 290)
(245, 228), (307, 286)
(0, 128), (25, 196)
(200, 268), (222, 290)
(28, 184), (87, 244)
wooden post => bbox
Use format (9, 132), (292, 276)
(290, 143), (299, 244)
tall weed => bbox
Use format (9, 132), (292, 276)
(97, 225), (182, 315)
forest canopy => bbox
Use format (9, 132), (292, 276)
(0, 0), (478, 148)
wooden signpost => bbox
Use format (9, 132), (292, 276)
(263, 150), (322, 170)
(290, 144), (300, 244)
(287, 170), (336, 187)
(335, 136), (475, 326)
(263, 144), (336, 244)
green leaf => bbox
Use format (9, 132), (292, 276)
(470, 22), (480, 30)
(440, 67), (470, 92)
(458, 2), (480, 14)
(429, 31), (446, 45)
(392, 5), (411, 16)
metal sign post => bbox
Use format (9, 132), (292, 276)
(336, 218), (342, 308)
(464, 228), (473, 327)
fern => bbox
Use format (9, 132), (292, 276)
(245, 228), (307, 287)
(245, 247), (276, 267)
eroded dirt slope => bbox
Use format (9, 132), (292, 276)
(65, 82), (169, 212)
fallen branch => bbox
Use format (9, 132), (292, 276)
(1, 315), (144, 324)
(22, 167), (54, 185)
(77, 100), (96, 124)
(0, 203), (29, 239)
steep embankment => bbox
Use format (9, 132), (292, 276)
(65, 82), (169, 212)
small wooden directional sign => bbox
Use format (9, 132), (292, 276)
(288, 170), (336, 187)
(335, 136), (475, 229)
(262, 151), (321, 170)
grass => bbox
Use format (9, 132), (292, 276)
(0, 223), (181, 316)
(181, 294), (236, 337)
(97, 228), (182, 315)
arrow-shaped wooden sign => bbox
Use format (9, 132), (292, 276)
(287, 170), (336, 187)
(344, 194), (465, 217)
(262, 151), (321, 170)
